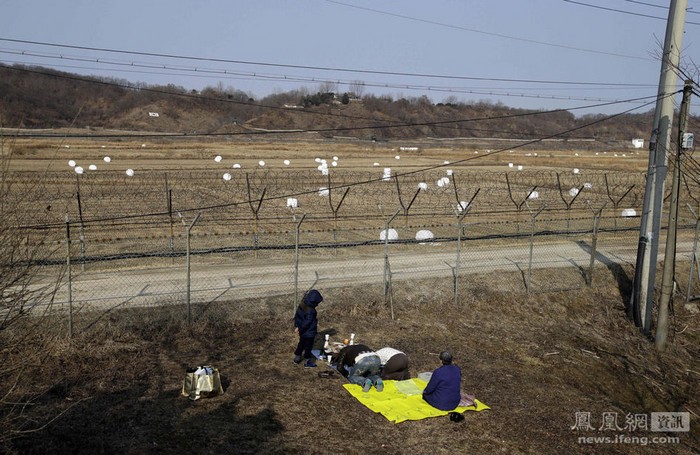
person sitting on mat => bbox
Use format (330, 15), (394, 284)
(376, 346), (410, 380)
(333, 344), (384, 392)
(422, 351), (461, 411)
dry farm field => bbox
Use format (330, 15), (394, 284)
(5, 135), (656, 255)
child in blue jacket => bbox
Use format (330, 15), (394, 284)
(293, 289), (323, 368)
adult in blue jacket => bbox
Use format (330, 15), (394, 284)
(422, 351), (461, 411)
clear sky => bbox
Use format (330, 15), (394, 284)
(1, 0), (700, 117)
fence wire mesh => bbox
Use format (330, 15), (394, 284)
(8, 168), (700, 334)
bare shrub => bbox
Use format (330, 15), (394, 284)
(0, 133), (67, 448)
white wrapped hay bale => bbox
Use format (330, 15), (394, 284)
(380, 228), (399, 241)
(415, 230), (434, 243)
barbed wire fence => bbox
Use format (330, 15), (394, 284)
(9, 168), (700, 336)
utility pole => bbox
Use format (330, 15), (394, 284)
(656, 80), (693, 350)
(630, 0), (687, 335)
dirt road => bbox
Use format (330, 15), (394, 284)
(42, 235), (695, 311)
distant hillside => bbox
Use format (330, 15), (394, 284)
(0, 63), (660, 142)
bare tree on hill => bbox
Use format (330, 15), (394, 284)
(349, 80), (365, 99)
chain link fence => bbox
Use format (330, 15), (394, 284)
(9, 168), (700, 334)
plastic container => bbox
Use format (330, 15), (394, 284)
(418, 371), (433, 382)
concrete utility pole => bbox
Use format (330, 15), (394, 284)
(631, 0), (687, 335)
(656, 80), (693, 350)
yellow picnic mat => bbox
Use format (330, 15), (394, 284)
(342, 378), (490, 424)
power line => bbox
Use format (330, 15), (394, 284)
(0, 36), (653, 83)
(0, 59), (647, 93)
(564, 0), (700, 24)
(681, 153), (700, 178)
(324, 0), (652, 60)
(0, 55), (652, 105)
(0, 47), (658, 89)
(0, 36), (666, 112)
(622, 0), (700, 15)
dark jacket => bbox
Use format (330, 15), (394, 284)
(335, 344), (372, 377)
(294, 305), (318, 339)
(422, 364), (462, 411)
(294, 290), (323, 339)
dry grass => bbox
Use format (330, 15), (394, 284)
(2, 265), (698, 454)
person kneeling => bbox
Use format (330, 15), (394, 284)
(335, 344), (384, 392)
(376, 346), (410, 381)
(422, 351), (461, 411)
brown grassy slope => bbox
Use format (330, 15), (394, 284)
(3, 267), (699, 454)
(0, 64), (659, 141)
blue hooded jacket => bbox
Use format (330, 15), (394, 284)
(294, 290), (323, 339)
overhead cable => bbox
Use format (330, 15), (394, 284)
(0, 36), (653, 81)
(324, 0), (652, 60)
(563, 0), (700, 25)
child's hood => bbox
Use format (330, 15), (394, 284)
(303, 289), (323, 307)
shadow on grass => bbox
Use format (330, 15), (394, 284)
(575, 240), (633, 312)
(10, 384), (286, 454)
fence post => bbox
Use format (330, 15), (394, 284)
(326, 174), (350, 249)
(453, 188), (479, 305)
(383, 209), (400, 320)
(75, 174), (86, 272)
(586, 201), (607, 286)
(505, 173), (538, 234)
(686, 204), (700, 302)
(526, 202), (546, 294)
(65, 214), (73, 339)
(169, 190), (176, 261)
(185, 213), (201, 326)
(168, 189), (175, 256)
(394, 175), (421, 229)
(556, 173), (584, 233)
(454, 208), (469, 305)
(165, 172), (175, 263)
(246, 173), (266, 260)
(294, 213), (307, 313)
(605, 174), (636, 230)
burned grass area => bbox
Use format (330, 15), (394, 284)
(2, 269), (699, 454)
